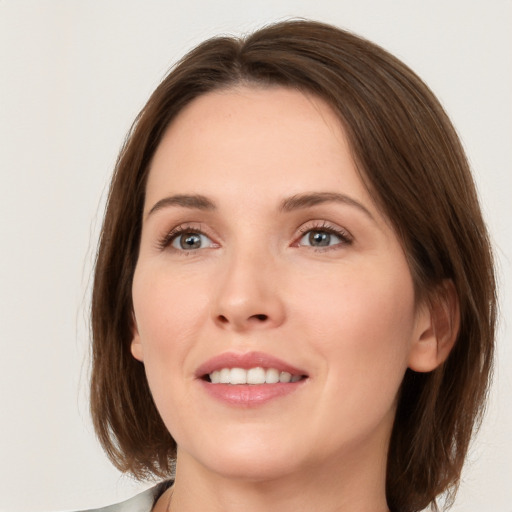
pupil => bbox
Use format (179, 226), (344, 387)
(309, 231), (330, 246)
(180, 233), (201, 249)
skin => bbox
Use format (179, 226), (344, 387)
(131, 86), (452, 512)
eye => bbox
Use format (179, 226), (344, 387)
(297, 224), (352, 249)
(170, 231), (214, 251)
(299, 230), (340, 247)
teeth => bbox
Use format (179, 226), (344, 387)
(230, 368), (247, 385)
(265, 368), (280, 384)
(279, 371), (291, 383)
(247, 367), (266, 384)
(219, 368), (230, 384)
(208, 367), (303, 385)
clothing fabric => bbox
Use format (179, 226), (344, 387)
(77, 482), (171, 512)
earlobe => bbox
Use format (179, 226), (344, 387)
(408, 280), (460, 373)
(130, 314), (144, 362)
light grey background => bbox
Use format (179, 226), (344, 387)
(1, 1), (510, 511)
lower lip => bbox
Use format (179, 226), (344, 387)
(199, 380), (306, 407)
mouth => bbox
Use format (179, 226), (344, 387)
(204, 367), (306, 385)
(195, 351), (309, 405)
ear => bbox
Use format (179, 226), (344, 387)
(130, 312), (144, 362)
(408, 280), (460, 372)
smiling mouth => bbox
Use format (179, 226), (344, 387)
(204, 367), (307, 385)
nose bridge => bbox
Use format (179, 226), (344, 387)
(213, 236), (285, 330)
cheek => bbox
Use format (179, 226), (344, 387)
(299, 267), (417, 445)
(132, 266), (210, 363)
(132, 268), (206, 336)
(131, 267), (210, 432)
(299, 262), (417, 389)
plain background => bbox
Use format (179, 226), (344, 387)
(1, 1), (511, 511)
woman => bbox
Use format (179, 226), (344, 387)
(89, 19), (496, 512)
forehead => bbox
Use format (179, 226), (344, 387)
(145, 86), (373, 213)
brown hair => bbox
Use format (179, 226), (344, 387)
(90, 19), (496, 512)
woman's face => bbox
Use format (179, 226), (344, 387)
(131, 86), (430, 481)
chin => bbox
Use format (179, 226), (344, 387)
(207, 454), (305, 483)
(178, 432), (308, 482)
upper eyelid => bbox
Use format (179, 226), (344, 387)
(155, 219), (354, 249)
(296, 220), (353, 240)
(156, 222), (216, 250)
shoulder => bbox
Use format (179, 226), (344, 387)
(76, 483), (169, 512)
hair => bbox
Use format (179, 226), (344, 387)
(90, 19), (496, 512)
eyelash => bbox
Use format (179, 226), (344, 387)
(297, 221), (353, 251)
(156, 224), (210, 252)
(156, 221), (353, 253)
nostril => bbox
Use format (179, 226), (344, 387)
(216, 313), (270, 326)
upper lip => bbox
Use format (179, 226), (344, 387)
(195, 351), (307, 378)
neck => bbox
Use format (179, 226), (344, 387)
(166, 443), (390, 512)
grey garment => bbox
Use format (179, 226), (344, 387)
(78, 486), (159, 512)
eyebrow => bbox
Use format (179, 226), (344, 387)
(147, 191), (374, 221)
(279, 192), (375, 221)
(147, 194), (217, 218)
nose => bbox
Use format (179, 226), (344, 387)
(212, 247), (286, 332)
